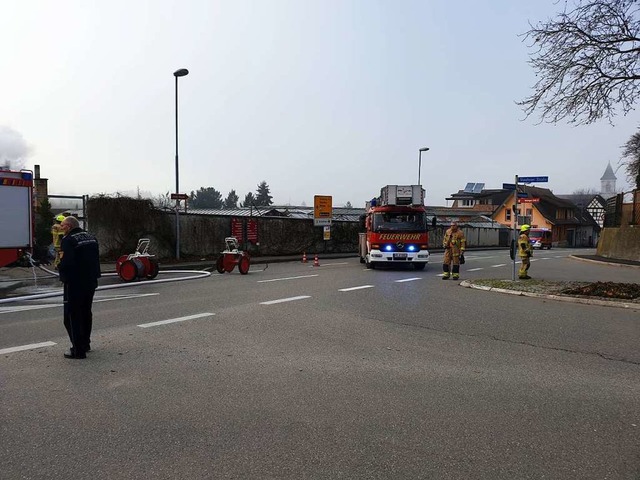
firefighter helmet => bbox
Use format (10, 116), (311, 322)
(520, 224), (531, 232)
(55, 214), (66, 222)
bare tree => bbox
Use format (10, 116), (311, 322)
(621, 130), (640, 187)
(519, 0), (640, 125)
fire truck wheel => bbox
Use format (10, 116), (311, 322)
(146, 258), (159, 279)
(119, 260), (138, 282)
(413, 263), (425, 271)
(215, 255), (225, 273)
(238, 256), (250, 275)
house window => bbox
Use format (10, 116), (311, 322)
(505, 209), (511, 221)
(461, 199), (475, 207)
(526, 208), (532, 217)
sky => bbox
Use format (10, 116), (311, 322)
(1, 0), (636, 207)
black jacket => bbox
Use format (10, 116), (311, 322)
(58, 228), (101, 287)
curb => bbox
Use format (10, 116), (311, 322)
(459, 280), (640, 310)
(569, 255), (640, 269)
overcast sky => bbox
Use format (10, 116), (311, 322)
(1, 0), (636, 207)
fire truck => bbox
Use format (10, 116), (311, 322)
(358, 185), (430, 270)
(0, 169), (34, 268)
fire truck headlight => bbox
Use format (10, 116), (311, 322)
(384, 245), (393, 252)
(407, 245), (416, 252)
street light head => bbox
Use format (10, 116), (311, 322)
(419, 147), (430, 152)
(173, 68), (189, 77)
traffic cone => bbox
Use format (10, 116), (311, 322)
(313, 254), (320, 267)
(302, 252), (308, 263)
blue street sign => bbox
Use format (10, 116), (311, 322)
(502, 183), (516, 190)
(518, 176), (548, 183)
(517, 192), (528, 198)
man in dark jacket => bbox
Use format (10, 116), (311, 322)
(58, 216), (101, 359)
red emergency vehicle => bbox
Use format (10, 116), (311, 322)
(358, 185), (430, 270)
(0, 169), (34, 267)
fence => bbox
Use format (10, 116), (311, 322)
(603, 191), (639, 227)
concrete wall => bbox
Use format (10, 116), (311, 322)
(88, 208), (507, 261)
(596, 226), (640, 261)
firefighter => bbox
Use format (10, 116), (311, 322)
(51, 214), (66, 269)
(442, 221), (466, 280)
(518, 224), (534, 280)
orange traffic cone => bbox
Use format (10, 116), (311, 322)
(302, 252), (308, 263)
(313, 254), (320, 267)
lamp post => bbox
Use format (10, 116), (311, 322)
(173, 68), (189, 260)
(418, 147), (429, 186)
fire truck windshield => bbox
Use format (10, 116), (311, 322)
(372, 212), (426, 232)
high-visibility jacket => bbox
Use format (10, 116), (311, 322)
(51, 224), (65, 248)
(518, 233), (533, 258)
(443, 228), (466, 256)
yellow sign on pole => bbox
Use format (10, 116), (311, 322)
(323, 225), (331, 240)
(314, 195), (332, 226)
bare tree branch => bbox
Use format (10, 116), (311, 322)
(518, 0), (640, 125)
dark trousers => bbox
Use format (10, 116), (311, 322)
(63, 283), (96, 353)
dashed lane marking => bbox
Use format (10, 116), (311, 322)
(138, 312), (215, 328)
(260, 296), (311, 305)
(491, 264), (507, 268)
(467, 268), (484, 272)
(258, 275), (319, 283)
(0, 293), (160, 315)
(0, 341), (56, 355)
(394, 278), (421, 283)
(339, 285), (375, 292)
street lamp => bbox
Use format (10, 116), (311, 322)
(173, 68), (189, 260)
(418, 147), (429, 186)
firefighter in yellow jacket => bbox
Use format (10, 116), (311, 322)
(442, 222), (466, 280)
(518, 224), (534, 280)
(51, 214), (66, 269)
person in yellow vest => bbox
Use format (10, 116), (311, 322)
(51, 214), (66, 269)
(518, 224), (534, 280)
(442, 221), (466, 280)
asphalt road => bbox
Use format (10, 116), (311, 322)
(1, 248), (638, 479)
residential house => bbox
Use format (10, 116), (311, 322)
(448, 183), (599, 247)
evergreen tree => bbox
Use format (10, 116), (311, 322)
(189, 187), (223, 208)
(241, 192), (255, 207)
(223, 189), (239, 208)
(254, 181), (273, 206)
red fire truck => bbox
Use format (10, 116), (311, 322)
(0, 169), (34, 268)
(358, 185), (430, 270)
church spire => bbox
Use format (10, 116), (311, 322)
(600, 162), (617, 197)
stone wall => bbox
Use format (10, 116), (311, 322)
(596, 226), (640, 262)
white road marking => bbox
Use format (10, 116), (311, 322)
(258, 275), (318, 283)
(260, 296), (311, 305)
(0, 293), (160, 315)
(138, 312), (215, 328)
(0, 304), (61, 314)
(539, 257), (551, 260)
(394, 278), (421, 283)
(308, 262), (349, 268)
(491, 264), (507, 268)
(339, 285), (375, 292)
(467, 268), (484, 272)
(95, 293), (159, 303)
(0, 341), (57, 355)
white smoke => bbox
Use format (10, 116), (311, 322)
(0, 126), (30, 170)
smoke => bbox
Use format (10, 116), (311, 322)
(0, 126), (31, 170)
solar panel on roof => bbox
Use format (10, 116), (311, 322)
(472, 183), (485, 193)
(463, 182), (475, 193)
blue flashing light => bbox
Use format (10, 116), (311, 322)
(407, 245), (416, 252)
(384, 245), (393, 252)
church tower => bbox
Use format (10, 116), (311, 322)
(600, 162), (617, 198)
